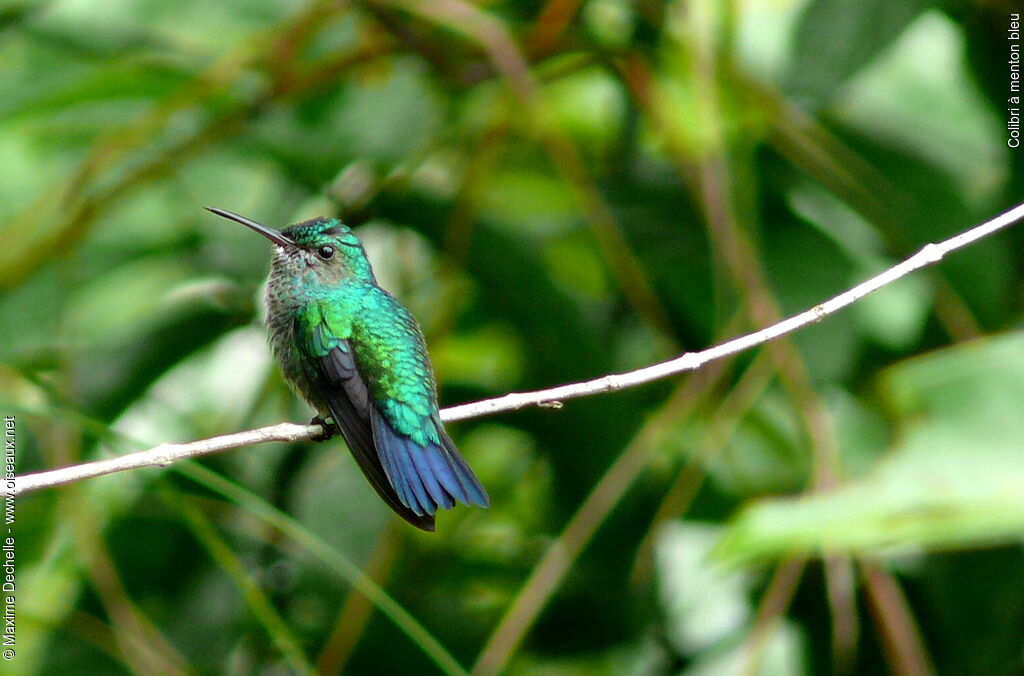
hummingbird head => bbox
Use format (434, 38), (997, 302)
(206, 207), (376, 290)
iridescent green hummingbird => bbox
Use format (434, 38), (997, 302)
(206, 207), (488, 531)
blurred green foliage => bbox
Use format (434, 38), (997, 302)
(3, 0), (1024, 674)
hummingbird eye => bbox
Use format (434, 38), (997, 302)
(316, 245), (335, 260)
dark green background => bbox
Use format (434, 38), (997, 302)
(3, 0), (1023, 674)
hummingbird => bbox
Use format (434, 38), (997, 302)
(206, 207), (488, 531)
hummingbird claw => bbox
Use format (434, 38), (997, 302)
(309, 415), (339, 442)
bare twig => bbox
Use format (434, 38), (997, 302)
(5, 201), (1024, 498)
(8, 423), (320, 496)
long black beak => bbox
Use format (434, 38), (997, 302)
(205, 207), (293, 247)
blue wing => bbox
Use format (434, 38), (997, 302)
(305, 319), (436, 530)
(302, 312), (488, 530)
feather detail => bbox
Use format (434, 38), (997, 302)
(302, 316), (436, 530)
(296, 301), (488, 530)
(215, 208), (488, 531)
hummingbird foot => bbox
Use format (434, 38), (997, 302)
(309, 415), (339, 442)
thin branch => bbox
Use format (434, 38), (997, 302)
(9, 423), (321, 496)
(863, 561), (936, 676)
(742, 557), (808, 676)
(6, 201), (1024, 498)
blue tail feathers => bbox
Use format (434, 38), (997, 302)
(371, 408), (489, 516)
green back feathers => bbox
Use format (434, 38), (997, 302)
(298, 291), (439, 442)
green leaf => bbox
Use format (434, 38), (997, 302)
(786, 0), (936, 107)
(716, 333), (1024, 565)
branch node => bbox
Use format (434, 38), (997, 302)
(152, 446), (176, 467)
(918, 242), (945, 264)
